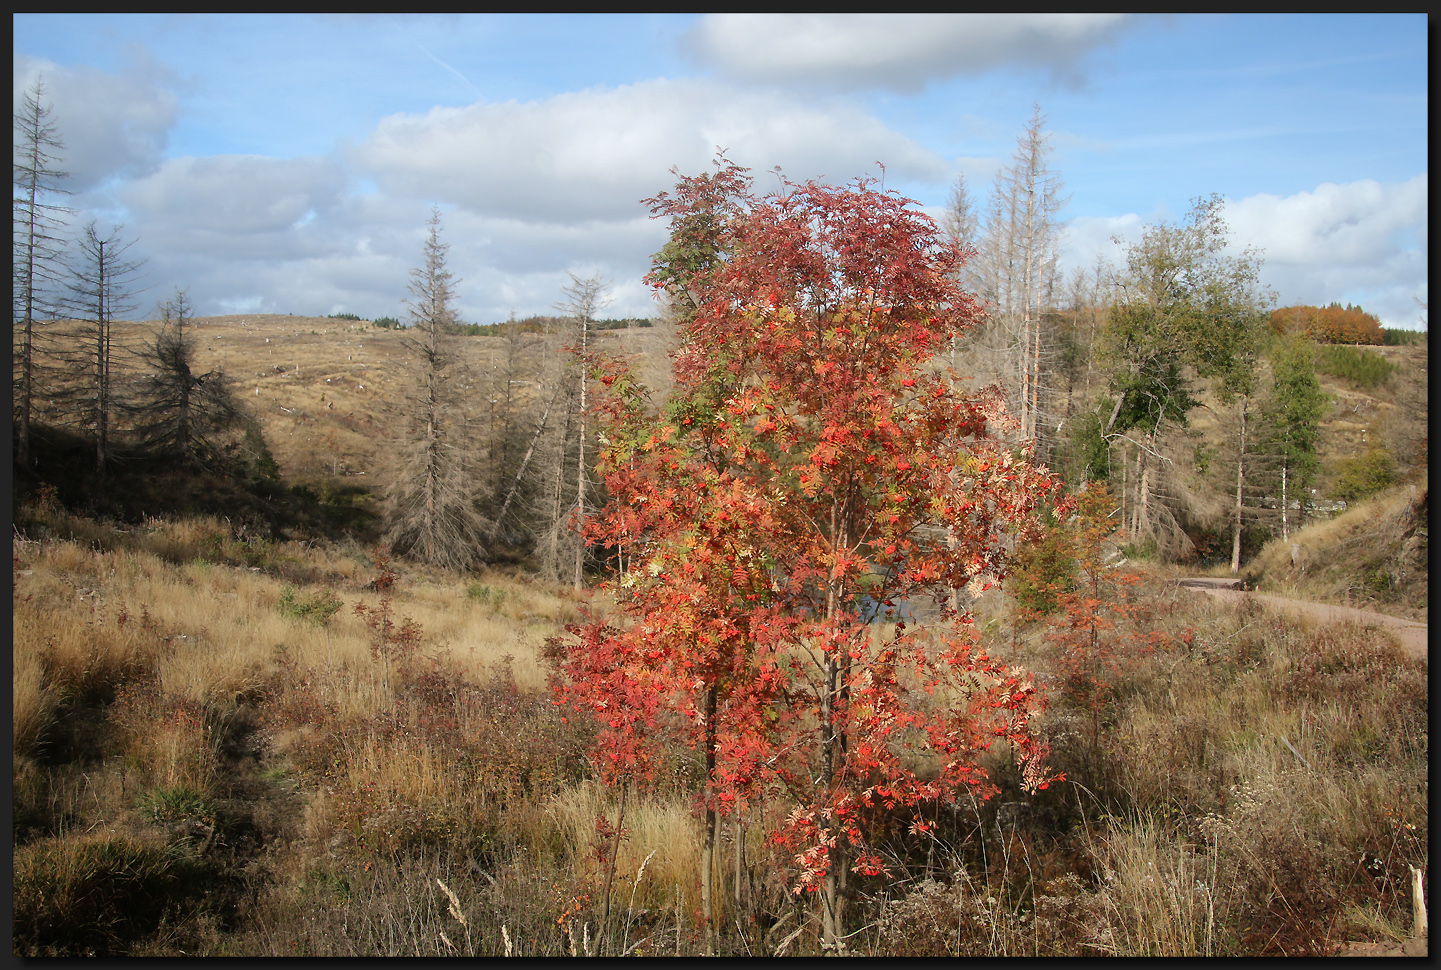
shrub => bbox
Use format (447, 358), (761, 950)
(1332, 444), (1396, 504)
(465, 582), (507, 611)
(277, 586), (343, 625)
(1313, 344), (1394, 389)
(1010, 512), (1078, 617)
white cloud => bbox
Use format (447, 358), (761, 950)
(1228, 176), (1428, 327)
(686, 14), (1134, 91)
(1227, 176), (1426, 270)
(1058, 177), (1429, 328)
(13, 51), (178, 191)
(121, 155), (347, 239)
(352, 78), (946, 224)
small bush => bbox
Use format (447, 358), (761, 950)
(1010, 516), (1077, 617)
(277, 586), (343, 625)
(465, 582), (508, 611)
(1332, 444), (1396, 504)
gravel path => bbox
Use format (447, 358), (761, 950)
(1174, 577), (1427, 660)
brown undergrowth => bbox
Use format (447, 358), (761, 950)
(12, 501), (1428, 956)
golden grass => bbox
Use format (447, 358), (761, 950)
(10, 500), (1429, 956)
(1242, 476), (1428, 620)
(542, 778), (701, 907)
(13, 638), (55, 758)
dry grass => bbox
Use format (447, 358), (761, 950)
(11, 500), (1429, 956)
(1242, 476), (1428, 620)
(63, 314), (676, 488)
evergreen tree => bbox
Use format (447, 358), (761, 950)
(1259, 336), (1326, 539)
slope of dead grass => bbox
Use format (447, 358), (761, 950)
(12, 501), (1429, 956)
(1242, 477), (1428, 621)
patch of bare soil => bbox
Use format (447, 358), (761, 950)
(1174, 578), (1428, 660)
(1338, 936), (1428, 957)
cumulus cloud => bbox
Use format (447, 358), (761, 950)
(352, 78), (946, 224)
(686, 14), (1135, 91)
(1226, 176), (1426, 271)
(1228, 175), (1428, 327)
(13, 50), (178, 191)
(121, 155), (347, 239)
(1059, 177), (1428, 328)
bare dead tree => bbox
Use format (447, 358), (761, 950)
(968, 106), (1068, 461)
(555, 272), (611, 590)
(382, 208), (489, 571)
(57, 222), (145, 478)
(940, 172), (983, 372)
(127, 288), (250, 467)
(13, 75), (73, 469)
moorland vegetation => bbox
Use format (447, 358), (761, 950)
(12, 85), (1428, 955)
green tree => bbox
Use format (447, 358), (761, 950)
(1259, 336), (1326, 540)
(1099, 194), (1271, 559)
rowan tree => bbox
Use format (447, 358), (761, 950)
(552, 161), (1064, 952)
(1036, 483), (1170, 761)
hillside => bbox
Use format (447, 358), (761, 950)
(145, 313), (677, 489)
(1242, 478), (1429, 622)
(12, 312), (1428, 957)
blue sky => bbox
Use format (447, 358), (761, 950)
(13, 13), (1429, 327)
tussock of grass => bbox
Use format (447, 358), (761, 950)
(13, 832), (221, 956)
(13, 645), (55, 758)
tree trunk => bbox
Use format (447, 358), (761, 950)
(700, 685), (718, 955)
(1280, 460), (1289, 542)
(1230, 400), (1247, 575)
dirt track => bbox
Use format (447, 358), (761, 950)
(1174, 578), (1428, 661)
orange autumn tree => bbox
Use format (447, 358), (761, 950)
(551, 158), (1064, 952)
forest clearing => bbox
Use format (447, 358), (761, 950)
(12, 160), (1427, 956)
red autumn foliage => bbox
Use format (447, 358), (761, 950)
(551, 157), (1066, 943)
(1035, 484), (1176, 748)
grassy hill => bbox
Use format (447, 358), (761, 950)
(1242, 478), (1429, 621)
(10, 315), (1427, 956)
